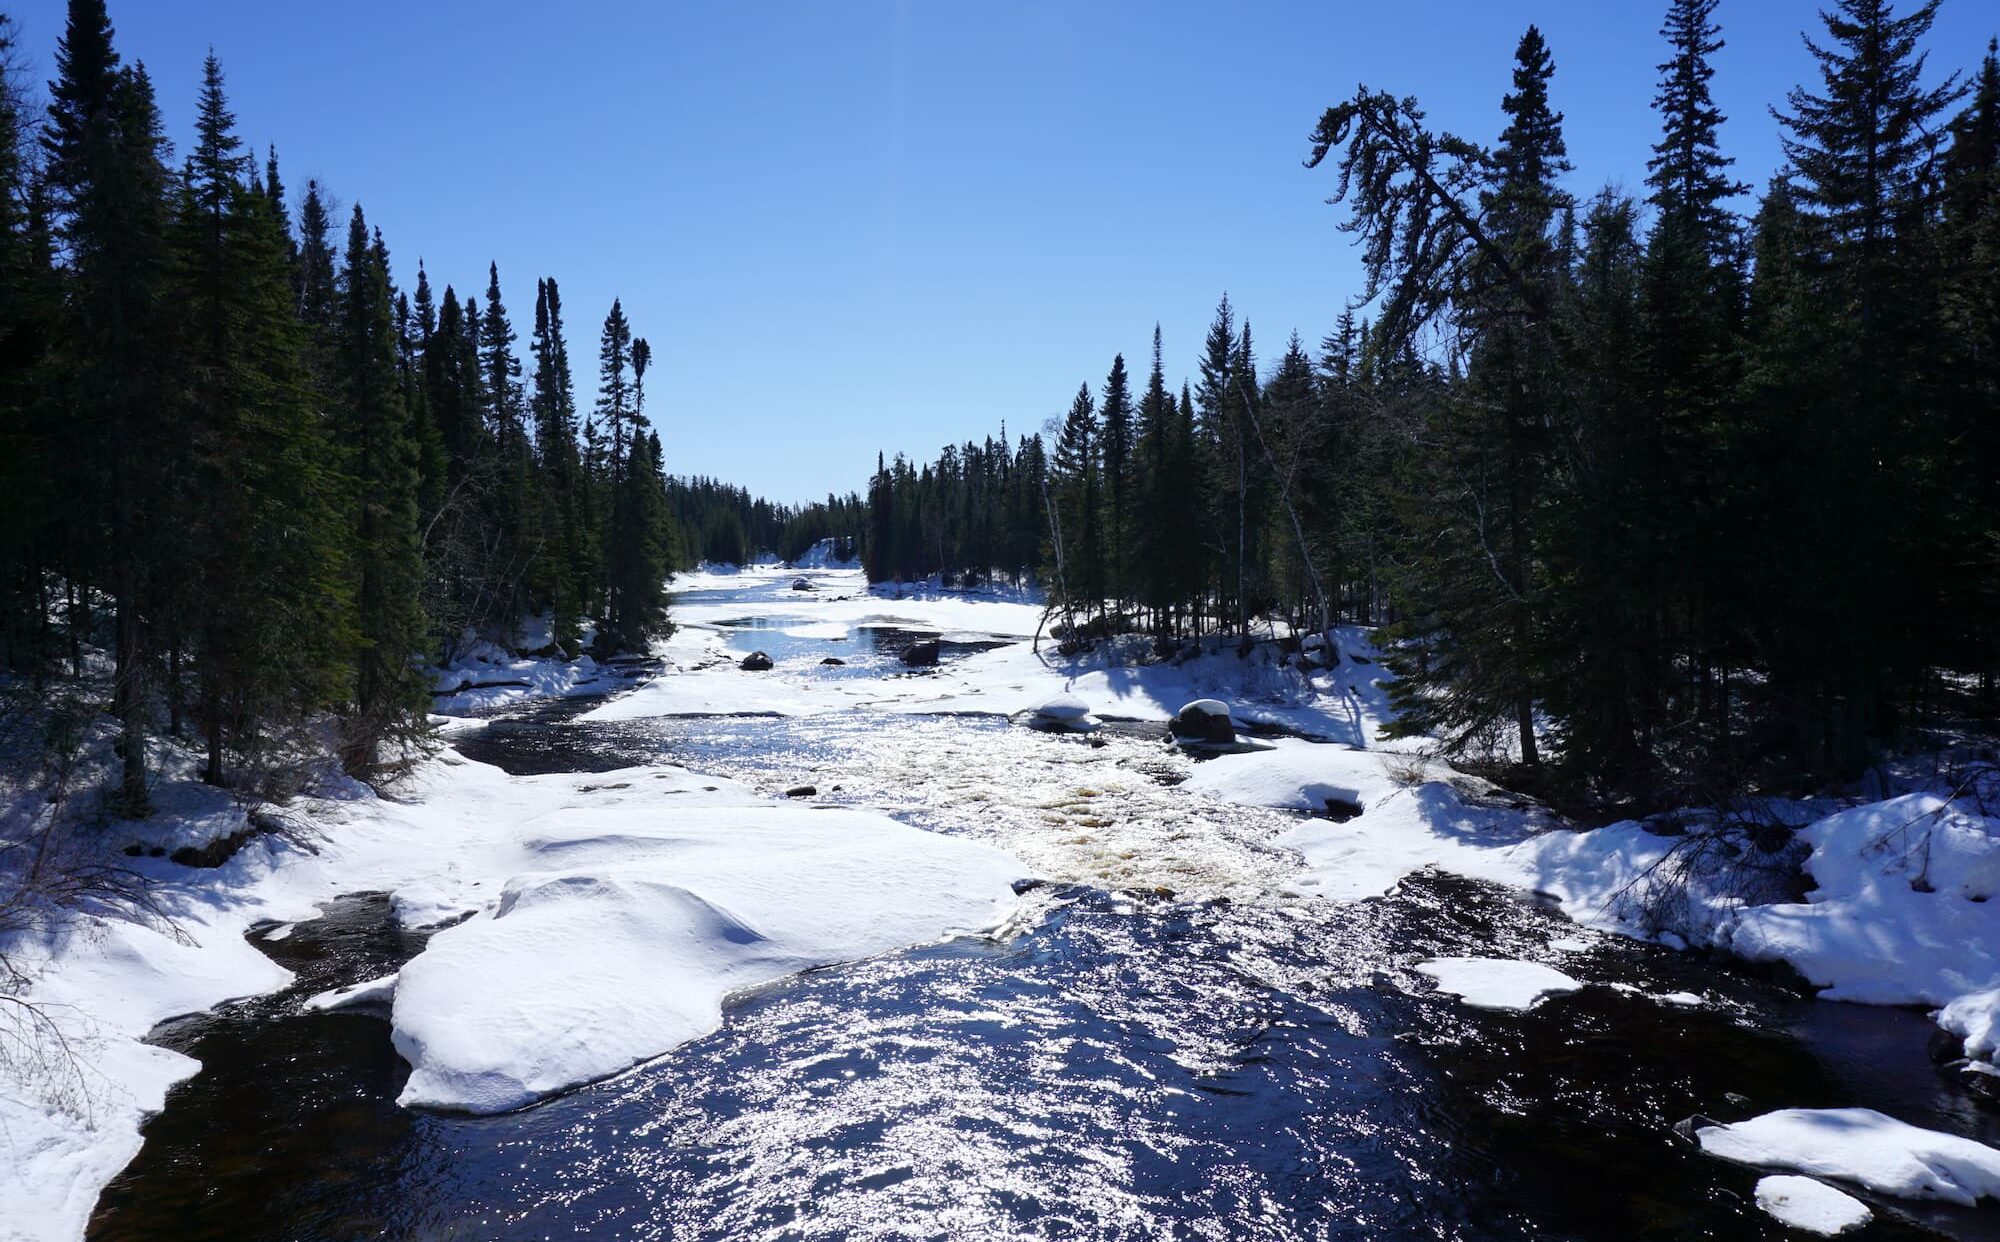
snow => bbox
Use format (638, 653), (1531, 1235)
(428, 639), (611, 715)
(1187, 739), (1549, 901)
(1726, 794), (2000, 1004)
(1753, 1175), (1873, 1235)
(1030, 694), (1092, 722)
(1414, 957), (1583, 1011)
(390, 803), (1022, 1114)
(0, 749), (1027, 1236)
(1697, 1108), (2000, 1206)
(304, 972), (398, 1013)
(596, 566), (1397, 745)
(1937, 988), (2000, 1065)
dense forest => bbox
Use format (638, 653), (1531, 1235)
(0, 1), (707, 801)
(864, 0), (2000, 807)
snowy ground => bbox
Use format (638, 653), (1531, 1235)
(6, 560), (1999, 1239)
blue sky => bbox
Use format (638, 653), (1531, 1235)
(8, 1), (1994, 503)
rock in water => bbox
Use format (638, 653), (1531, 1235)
(901, 639), (942, 667)
(1170, 699), (1235, 745)
(1026, 694), (1095, 733)
(791, 577), (814, 591)
(784, 785), (817, 798)
(1032, 694), (1091, 723)
(739, 651), (774, 672)
(820, 656), (846, 666)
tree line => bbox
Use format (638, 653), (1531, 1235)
(865, 0), (2000, 807)
(0, 1), (686, 808)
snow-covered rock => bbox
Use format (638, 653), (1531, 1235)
(1414, 957), (1582, 1011)
(1697, 1108), (2000, 1206)
(1031, 694), (1091, 723)
(1169, 699), (1235, 745)
(390, 804), (1025, 1114)
(1753, 1175), (1872, 1235)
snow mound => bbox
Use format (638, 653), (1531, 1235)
(1754, 1175), (1872, 1235)
(305, 972), (398, 1012)
(1414, 957), (1582, 1011)
(1697, 1108), (2000, 1206)
(390, 805), (1024, 1114)
(1727, 794), (2000, 1005)
(1030, 694), (1092, 722)
(1183, 742), (1379, 814)
(1938, 988), (2000, 1065)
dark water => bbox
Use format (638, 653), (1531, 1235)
(89, 645), (2000, 1239)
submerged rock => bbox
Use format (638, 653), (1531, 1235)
(1169, 699), (1235, 745)
(739, 651), (774, 671)
(820, 656), (846, 666)
(901, 639), (942, 667)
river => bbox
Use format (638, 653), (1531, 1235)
(86, 570), (2000, 1240)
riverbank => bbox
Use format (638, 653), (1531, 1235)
(5, 562), (1998, 1239)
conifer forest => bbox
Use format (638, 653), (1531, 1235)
(4, 2), (2000, 1240)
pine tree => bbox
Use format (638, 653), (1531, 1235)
(599, 431), (672, 654)
(1099, 352), (1134, 607)
(595, 297), (635, 482)
(1052, 382), (1102, 621)
(335, 205), (426, 775)
(43, 0), (176, 812)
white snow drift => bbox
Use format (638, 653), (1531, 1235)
(391, 803), (1022, 1114)
(1414, 957), (1583, 1011)
(1697, 1108), (2000, 1206)
(1753, 1175), (1873, 1235)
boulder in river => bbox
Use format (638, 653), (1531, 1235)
(820, 656), (846, 666)
(901, 639), (942, 667)
(1025, 693), (1095, 733)
(791, 577), (814, 591)
(739, 651), (774, 672)
(1169, 699), (1235, 745)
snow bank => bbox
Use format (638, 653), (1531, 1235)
(1753, 1175), (1872, 1235)
(1, 746), (1027, 1238)
(1184, 741), (1377, 814)
(1939, 988), (2000, 1065)
(429, 637), (609, 715)
(1697, 1108), (2000, 1205)
(1726, 794), (2000, 1005)
(1415, 957), (1582, 1011)
(1184, 740), (1548, 901)
(391, 804), (1023, 1114)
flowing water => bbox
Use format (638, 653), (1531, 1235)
(88, 582), (2000, 1241)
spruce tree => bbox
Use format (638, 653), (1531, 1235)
(43, 0), (175, 812)
(1099, 352), (1133, 608)
(335, 205), (426, 775)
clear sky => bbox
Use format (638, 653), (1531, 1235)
(7, 1), (1994, 503)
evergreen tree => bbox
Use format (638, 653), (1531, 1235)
(1099, 352), (1134, 606)
(1051, 382), (1102, 620)
(335, 205), (426, 775)
(42, 0), (176, 812)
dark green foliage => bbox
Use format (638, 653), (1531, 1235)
(861, 0), (2000, 813)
